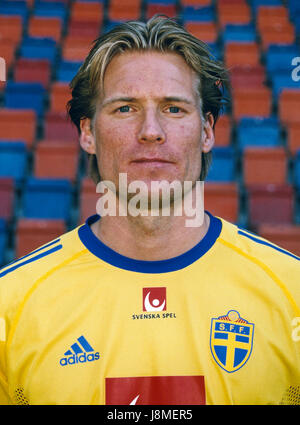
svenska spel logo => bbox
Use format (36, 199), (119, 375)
(143, 287), (166, 312)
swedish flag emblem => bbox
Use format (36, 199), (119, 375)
(210, 310), (254, 373)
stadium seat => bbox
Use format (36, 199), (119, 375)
(206, 147), (236, 182)
(0, 219), (7, 266)
(236, 117), (281, 149)
(67, 20), (100, 42)
(184, 22), (218, 43)
(286, 123), (300, 156)
(14, 58), (51, 89)
(243, 147), (287, 185)
(256, 6), (290, 31)
(34, 141), (79, 181)
(15, 218), (66, 258)
(217, 2), (251, 28)
(232, 87), (272, 120)
(79, 177), (99, 223)
(0, 16), (23, 44)
(270, 71), (300, 99)
(56, 61), (82, 83)
(214, 114), (232, 147)
(5, 82), (45, 117)
(0, 142), (27, 183)
(28, 16), (63, 42)
(108, 0), (141, 21)
(146, 3), (177, 19)
(33, 1), (68, 21)
(257, 223), (300, 257)
(265, 45), (300, 74)
(0, 178), (15, 221)
(224, 42), (261, 67)
(247, 184), (294, 227)
(259, 23), (295, 50)
(229, 65), (266, 89)
(222, 24), (256, 43)
(62, 36), (93, 62)
(19, 37), (58, 65)
(205, 182), (239, 223)
(50, 82), (71, 113)
(22, 178), (73, 220)
(181, 0), (212, 5)
(44, 112), (78, 142)
(181, 6), (215, 22)
(0, 109), (37, 147)
(278, 90), (300, 126)
(0, 1), (29, 24)
(295, 151), (300, 187)
(0, 39), (18, 69)
(70, 1), (103, 24)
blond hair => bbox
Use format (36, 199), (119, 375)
(67, 15), (229, 183)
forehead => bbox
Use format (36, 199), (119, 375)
(101, 50), (200, 101)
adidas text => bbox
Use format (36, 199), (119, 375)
(60, 352), (100, 366)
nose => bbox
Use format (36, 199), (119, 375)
(138, 108), (166, 144)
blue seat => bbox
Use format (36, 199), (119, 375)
(19, 37), (57, 65)
(0, 219), (7, 266)
(149, 0), (176, 4)
(56, 61), (82, 83)
(265, 45), (300, 74)
(270, 71), (300, 99)
(236, 117), (281, 149)
(23, 178), (72, 220)
(295, 151), (300, 188)
(251, 0), (283, 11)
(181, 6), (215, 22)
(222, 25), (257, 43)
(287, 0), (300, 16)
(33, 2), (68, 21)
(206, 147), (235, 182)
(0, 1), (28, 23)
(5, 82), (45, 117)
(0, 142), (27, 183)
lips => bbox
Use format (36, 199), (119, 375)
(132, 158), (173, 163)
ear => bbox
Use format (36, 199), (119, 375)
(79, 118), (96, 155)
(201, 112), (215, 154)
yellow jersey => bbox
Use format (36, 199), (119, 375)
(0, 212), (299, 405)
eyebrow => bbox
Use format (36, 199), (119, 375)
(101, 96), (195, 107)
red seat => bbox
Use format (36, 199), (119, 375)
(0, 16), (23, 44)
(217, 2), (251, 28)
(0, 178), (14, 221)
(247, 184), (294, 227)
(257, 6), (290, 31)
(278, 90), (300, 126)
(109, 0), (141, 21)
(62, 36), (94, 62)
(224, 42), (261, 68)
(243, 147), (287, 185)
(0, 39), (18, 69)
(79, 177), (99, 224)
(0, 109), (36, 148)
(258, 223), (300, 257)
(34, 140), (79, 181)
(181, 0), (212, 4)
(146, 4), (177, 19)
(71, 1), (103, 24)
(44, 112), (78, 142)
(214, 114), (232, 147)
(50, 82), (71, 113)
(28, 17), (63, 42)
(259, 23), (295, 50)
(230, 65), (266, 89)
(16, 218), (66, 258)
(205, 182), (239, 223)
(14, 58), (51, 89)
(232, 87), (272, 121)
(68, 20), (100, 40)
(185, 22), (218, 43)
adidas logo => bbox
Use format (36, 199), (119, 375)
(59, 335), (100, 367)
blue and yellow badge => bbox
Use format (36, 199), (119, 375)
(210, 310), (254, 373)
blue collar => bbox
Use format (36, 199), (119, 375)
(78, 211), (222, 274)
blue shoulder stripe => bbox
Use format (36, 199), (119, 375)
(0, 244), (63, 278)
(238, 230), (300, 261)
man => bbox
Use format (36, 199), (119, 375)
(0, 16), (299, 405)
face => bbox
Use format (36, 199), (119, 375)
(80, 50), (214, 197)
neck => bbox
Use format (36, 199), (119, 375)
(90, 185), (210, 261)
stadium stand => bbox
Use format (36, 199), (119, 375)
(0, 0), (300, 265)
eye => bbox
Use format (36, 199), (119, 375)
(118, 105), (131, 113)
(166, 106), (182, 114)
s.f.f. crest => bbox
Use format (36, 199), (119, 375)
(210, 310), (254, 373)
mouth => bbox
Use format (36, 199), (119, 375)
(131, 158), (174, 164)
